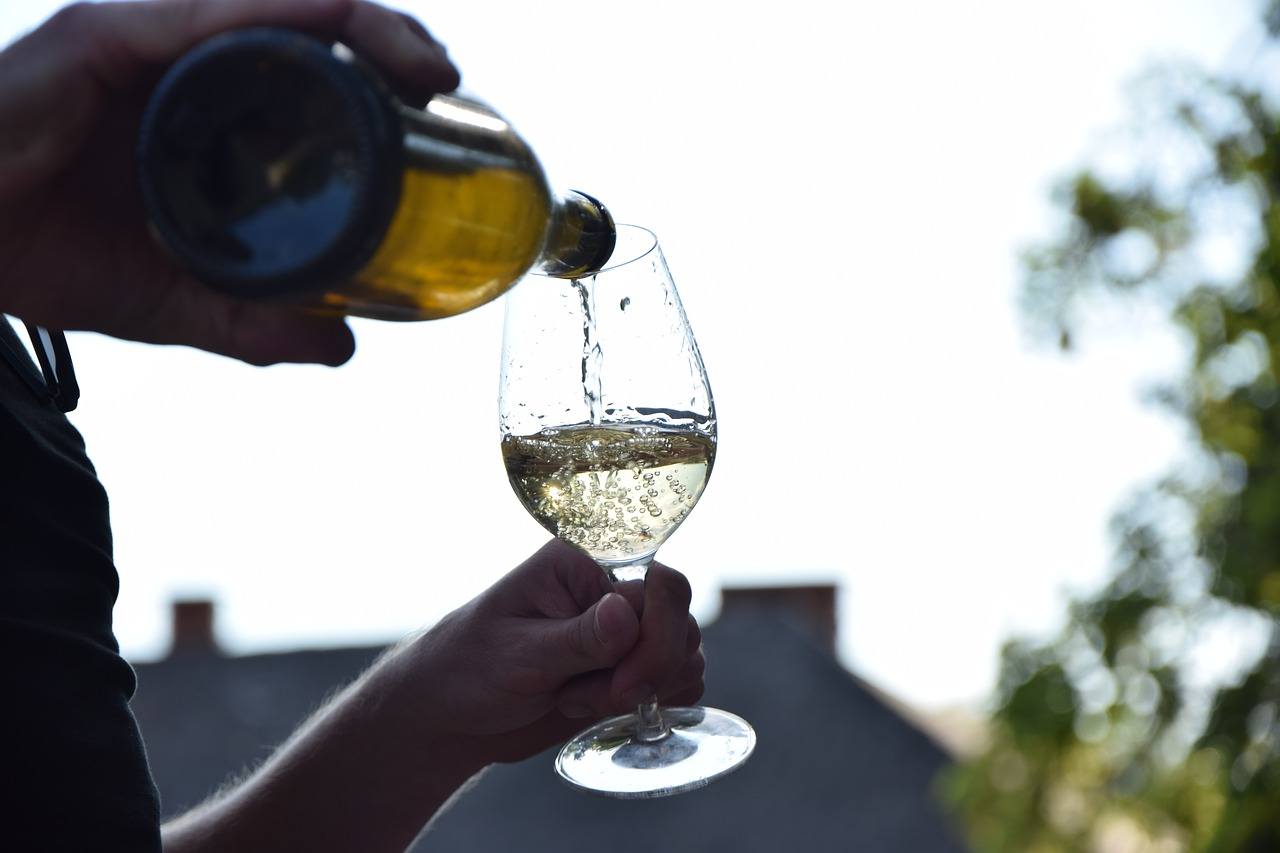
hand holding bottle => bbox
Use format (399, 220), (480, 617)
(0, 0), (458, 366)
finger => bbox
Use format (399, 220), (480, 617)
(560, 645), (704, 718)
(685, 615), (702, 656)
(339, 2), (460, 96)
(607, 585), (699, 653)
(62, 0), (355, 86)
(656, 645), (705, 704)
(610, 563), (692, 708)
(66, 0), (458, 93)
(548, 540), (615, 613)
(554, 670), (614, 719)
(611, 578), (645, 613)
(662, 684), (706, 709)
(214, 305), (356, 366)
(486, 539), (611, 619)
(142, 278), (356, 365)
(508, 710), (594, 758)
(534, 592), (638, 683)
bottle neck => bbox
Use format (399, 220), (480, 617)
(537, 190), (617, 279)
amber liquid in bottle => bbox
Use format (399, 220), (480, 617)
(331, 94), (607, 321)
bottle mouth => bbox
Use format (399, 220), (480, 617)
(538, 189), (619, 279)
(571, 190), (617, 273)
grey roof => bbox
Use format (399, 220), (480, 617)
(132, 609), (966, 852)
(133, 645), (385, 813)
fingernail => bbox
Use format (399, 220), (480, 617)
(403, 17), (452, 63)
(594, 593), (630, 647)
(560, 702), (592, 719)
(621, 684), (655, 707)
(401, 15), (436, 46)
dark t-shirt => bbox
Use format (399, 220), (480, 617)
(0, 320), (161, 850)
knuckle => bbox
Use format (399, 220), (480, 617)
(564, 616), (595, 663)
(687, 648), (706, 680)
(685, 617), (702, 651)
(47, 2), (98, 39)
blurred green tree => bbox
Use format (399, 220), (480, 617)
(945, 6), (1280, 852)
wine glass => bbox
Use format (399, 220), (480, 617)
(498, 224), (755, 798)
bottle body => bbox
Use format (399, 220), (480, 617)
(137, 29), (614, 322)
(330, 91), (554, 320)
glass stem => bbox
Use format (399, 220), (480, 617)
(634, 694), (670, 743)
(605, 556), (669, 743)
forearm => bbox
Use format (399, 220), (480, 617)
(161, 643), (488, 853)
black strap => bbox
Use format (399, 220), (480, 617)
(0, 320), (79, 413)
(24, 324), (79, 413)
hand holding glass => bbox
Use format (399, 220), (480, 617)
(498, 225), (755, 797)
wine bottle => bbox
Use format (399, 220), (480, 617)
(137, 28), (615, 321)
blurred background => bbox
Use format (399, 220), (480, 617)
(5, 0), (1280, 849)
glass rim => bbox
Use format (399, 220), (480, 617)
(596, 223), (658, 274)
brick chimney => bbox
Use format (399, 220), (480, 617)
(169, 599), (219, 657)
(720, 584), (838, 655)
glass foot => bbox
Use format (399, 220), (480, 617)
(554, 706), (755, 798)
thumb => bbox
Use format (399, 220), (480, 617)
(213, 301), (356, 367)
(538, 592), (639, 681)
(144, 280), (356, 366)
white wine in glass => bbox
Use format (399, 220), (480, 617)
(502, 424), (714, 569)
(499, 225), (754, 798)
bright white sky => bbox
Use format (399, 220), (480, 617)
(0, 0), (1262, 709)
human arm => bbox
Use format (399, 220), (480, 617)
(160, 539), (705, 852)
(0, 0), (459, 366)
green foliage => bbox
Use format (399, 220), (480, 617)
(946, 12), (1280, 852)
